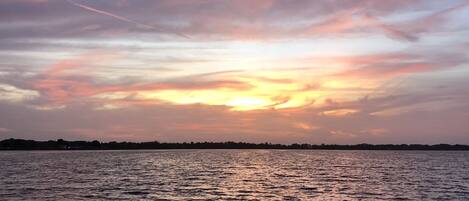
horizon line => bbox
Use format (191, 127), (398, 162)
(1, 138), (469, 151)
(2, 138), (469, 146)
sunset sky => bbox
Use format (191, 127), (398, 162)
(0, 0), (468, 144)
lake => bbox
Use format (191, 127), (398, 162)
(1, 150), (468, 200)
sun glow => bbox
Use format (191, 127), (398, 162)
(226, 97), (272, 111)
(91, 70), (378, 112)
(108, 74), (332, 111)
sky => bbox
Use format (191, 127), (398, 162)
(0, 0), (469, 144)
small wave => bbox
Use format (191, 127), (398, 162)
(124, 191), (150, 195)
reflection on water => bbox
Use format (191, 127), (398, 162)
(1, 150), (468, 200)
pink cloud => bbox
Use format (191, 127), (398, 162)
(329, 52), (466, 79)
(33, 53), (251, 106)
(334, 62), (435, 78)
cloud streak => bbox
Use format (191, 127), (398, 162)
(32, 52), (252, 106)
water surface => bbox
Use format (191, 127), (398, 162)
(1, 150), (468, 200)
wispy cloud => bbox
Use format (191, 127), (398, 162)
(362, 14), (418, 42)
(31, 52), (252, 106)
(330, 52), (467, 78)
(363, 2), (469, 42)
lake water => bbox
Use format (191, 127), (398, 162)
(1, 150), (468, 200)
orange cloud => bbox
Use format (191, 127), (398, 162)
(327, 52), (465, 79)
(321, 109), (358, 117)
(33, 53), (253, 106)
(30, 51), (331, 110)
(293, 122), (318, 131)
(361, 128), (388, 136)
(334, 63), (435, 78)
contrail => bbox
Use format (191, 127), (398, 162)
(66, 0), (190, 39)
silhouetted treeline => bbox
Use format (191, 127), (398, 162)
(1, 138), (469, 150)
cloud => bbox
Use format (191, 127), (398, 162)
(31, 52), (252, 106)
(362, 14), (418, 42)
(240, 75), (293, 84)
(302, 9), (361, 36)
(330, 52), (468, 78)
(1, 73), (469, 144)
(320, 109), (358, 117)
(361, 128), (388, 136)
(0, 101), (318, 142)
(0, 84), (39, 103)
(0, 0), (436, 41)
(363, 2), (469, 42)
(335, 62), (435, 78)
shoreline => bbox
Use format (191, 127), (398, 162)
(2, 138), (469, 151)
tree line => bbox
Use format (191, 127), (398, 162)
(1, 138), (469, 150)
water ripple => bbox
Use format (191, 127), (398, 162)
(1, 150), (469, 200)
